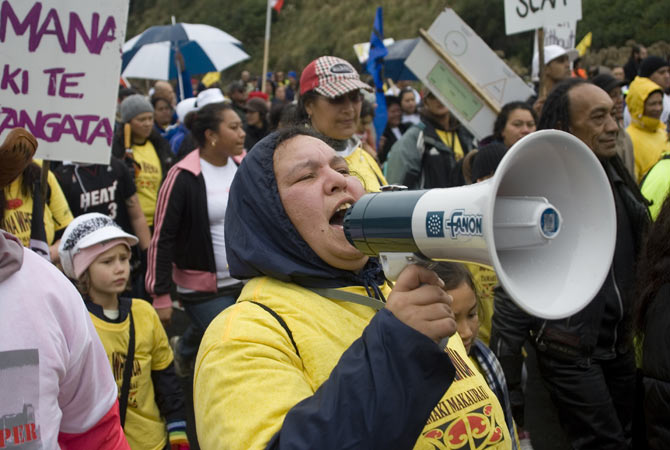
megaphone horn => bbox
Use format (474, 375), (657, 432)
(344, 130), (616, 320)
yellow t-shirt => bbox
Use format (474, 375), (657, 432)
(2, 161), (73, 247)
(435, 130), (464, 161)
(131, 141), (162, 226)
(89, 299), (173, 450)
(345, 146), (387, 192)
(466, 263), (499, 347)
(418, 334), (511, 449)
(194, 277), (511, 450)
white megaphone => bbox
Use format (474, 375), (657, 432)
(343, 130), (616, 320)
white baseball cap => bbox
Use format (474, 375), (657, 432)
(532, 45), (579, 81)
(59, 213), (138, 279)
(175, 97), (197, 123)
(195, 88), (227, 109)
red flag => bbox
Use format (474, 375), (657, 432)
(271, 0), (283, 13)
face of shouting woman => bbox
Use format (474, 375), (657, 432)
(274, 134), (368, 271)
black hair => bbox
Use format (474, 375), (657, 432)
(385, 95), (401, 107)
(493, 101), (537, 143)
(0, 162), (40, 224)
(279, 103), (300, 128)
(360, 99), (374, 118)
(537, 78), (589, 131)
(296, 90), (320, 123)
(118, 87), (138, 102)
(227, 80), (246, 95)
(432, 262), (477, 296)
(150, 95), (171, 109)
(471, 142), (507, 181)
(188, 102), (233, 147)
(269, 103), (300, 131)
(275, 125), (332, 150)
(635, 195), (670, 334)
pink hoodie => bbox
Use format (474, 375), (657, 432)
(0, 230), (129, 449)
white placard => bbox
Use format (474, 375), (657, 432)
(0, 0), (129, 164)
(504, 0), (582, 36)
(405, 9), (535, 141)
(532, 21), (577, 80)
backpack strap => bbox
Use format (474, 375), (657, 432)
(248, 301), (301, 359)
(306, 288), (385, 311)
(119, 305), (135, 428)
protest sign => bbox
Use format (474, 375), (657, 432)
(504, 0), (582, 35)
(0, 0), (129, 164)
(405, 9), (534, 141)
(532, 21), (577, 80)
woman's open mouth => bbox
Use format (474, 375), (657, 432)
(329, 202), (352, 227)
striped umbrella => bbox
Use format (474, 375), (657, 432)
(121, 23), (250, 80)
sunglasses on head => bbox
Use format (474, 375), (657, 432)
(326, 90), (363, 105)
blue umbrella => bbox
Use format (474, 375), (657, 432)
(121, 23), (250, 80)
(383, 38), (419, 82)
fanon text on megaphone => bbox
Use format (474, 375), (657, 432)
(343, 130), (616, 320)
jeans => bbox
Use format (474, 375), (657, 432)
(537, 350), (635, 450)
(177, 284), (243, 366)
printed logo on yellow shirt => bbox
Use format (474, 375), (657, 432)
(131, 141), (162, 226)
(424, 404), (504, 449)
(419, 344), (508, 449)
(111, 351), (142, 409)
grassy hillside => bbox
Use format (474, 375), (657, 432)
(125, 0), (668, 83)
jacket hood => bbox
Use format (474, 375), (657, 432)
(0, 231), (24, 282)
(626, 76), (664, 131)
(224, 132), (385, 292)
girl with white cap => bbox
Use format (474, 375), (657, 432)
(59, 213), (189, 450)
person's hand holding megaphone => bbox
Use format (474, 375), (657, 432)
(386, 264), (457, 344)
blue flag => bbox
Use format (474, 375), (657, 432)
(366, 7), (387, 149)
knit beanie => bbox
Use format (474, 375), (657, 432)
(0, 128), (37, 188)
(639, 56), (669, 78)
(120, 94), (154, 123)
(471, 142), (507, 181)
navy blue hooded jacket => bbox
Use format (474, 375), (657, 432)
(223, 131), (456, 449)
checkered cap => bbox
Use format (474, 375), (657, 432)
(300, 56), (373, 98)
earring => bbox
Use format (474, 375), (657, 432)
(211, 140), (217, 147)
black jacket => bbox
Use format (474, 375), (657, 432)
(244, 122), (270, 151)
(640, 283), (670, 449)
(490, 155), (650, 423)
(146, 149), (227, 308)
(378, 122), (410, 164)
(387, 114), (475, 189)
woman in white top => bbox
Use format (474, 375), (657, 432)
(146, 101), (246, 375)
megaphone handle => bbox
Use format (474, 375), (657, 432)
(379, 252), (436, 281)
(380, 252), (450, 352)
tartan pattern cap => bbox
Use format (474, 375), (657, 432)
(300, 56), (373, 98)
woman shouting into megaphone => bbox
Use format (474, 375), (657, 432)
(193, 127), (516, 450)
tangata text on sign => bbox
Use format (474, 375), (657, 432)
(0, 0), (129, 164)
